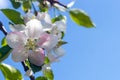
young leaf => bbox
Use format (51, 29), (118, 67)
(1, 9), (24, 24)
(43, 69), (54, 80)
(29, 62), (42, 73)
(10, 0), (21, 9)
(57, 41), (67, 47)
(0, 45), (12, 62)
(52, 15), (65, 23)
(1, 37), (7, 47)
(0, 63), (23, 80)
(22, 0), (31, 12)
(36, 76), (48, 80)
(69, 9), (95, 28)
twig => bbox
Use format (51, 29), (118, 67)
(0, 21), (7, 35)
(21, 62), (35, 80)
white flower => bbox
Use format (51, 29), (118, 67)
(6, 19), (58, 66)
(47, 47), (65, 63)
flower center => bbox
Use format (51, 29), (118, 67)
(25, 38), (38, 50)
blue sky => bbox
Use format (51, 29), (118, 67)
(1, 0), (120, 80)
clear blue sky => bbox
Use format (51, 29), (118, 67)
(1, 0), (120, 80)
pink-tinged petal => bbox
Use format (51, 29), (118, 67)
(25, 19), (43, 38)
(12, 46), (28, 62)
(6, 31), (26, 48)
(38, 33), (58, 51)
(28, 48), (45, 66)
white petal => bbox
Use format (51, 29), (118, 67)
(6, 32), (26, 48)
(47, 53), (59, 62)
(54, 20), (66, 33)
(25, 19), (43, 38)
(28, 48), (45, 66)
(37, 12), (52, 29)
(67, 0), (76, 8)
(24, 11), (35, 23)
(12, 46), (28, 62)
(25, 69), (33, 76)
(54, 47), (65, 57)
(10, 24), (26, 32)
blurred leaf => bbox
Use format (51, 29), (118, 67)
(10, 0), (21, 9)
(0, 63), (23, 80)
(57, 41), (67, 47)
(1, 37), (7, 47)
(43, 69), (54, 80)
(36, 76), (48, 80)
(22, 0), (31, 12)
(1, 9), (24, 24)
(44, 57), (50, 64)
(0, 45), (12, 62)
(39, 3), (48, 12)
(52, 15), (65, 23)
(69, 9), (95, 28)
(29, 62), (42, 73)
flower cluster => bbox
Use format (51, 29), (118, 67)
(6, 11), (66, 67)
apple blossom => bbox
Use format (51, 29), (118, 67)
(6, 19), (58, 66)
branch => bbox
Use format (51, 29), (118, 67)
(0, 21), (7, 35)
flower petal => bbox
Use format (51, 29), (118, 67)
(24, 11), (36, 23)
(67, 0), (76, 8)
(54, 20), (66, 33)
(9, 24), (26, 32)
(6, 31), (26, 48)
(38, 33), (58, 51)
(25, 19), (43, 38)
(28, 48), (45, 66)
(12, 46), (28, 62)
(54, 47), (65, 57)
(37, 12), (52, 30)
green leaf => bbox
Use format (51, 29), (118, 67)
(10, 0), (21, 9)
(36, 76), (48, 80)
(1, 9), (24, 24)
(43, 69), (54, 80)
(0, 63), (23, 80)
(57, 41), (67, 47)
(29, 62), (42, 73)
(22, 0), (31, 12)
(69, 9), (95, 28)
(52, 15), (65, 23)
(44, 57), (50, 64)
(1, 37), (7, 47)
(0, 45), (12, 62)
